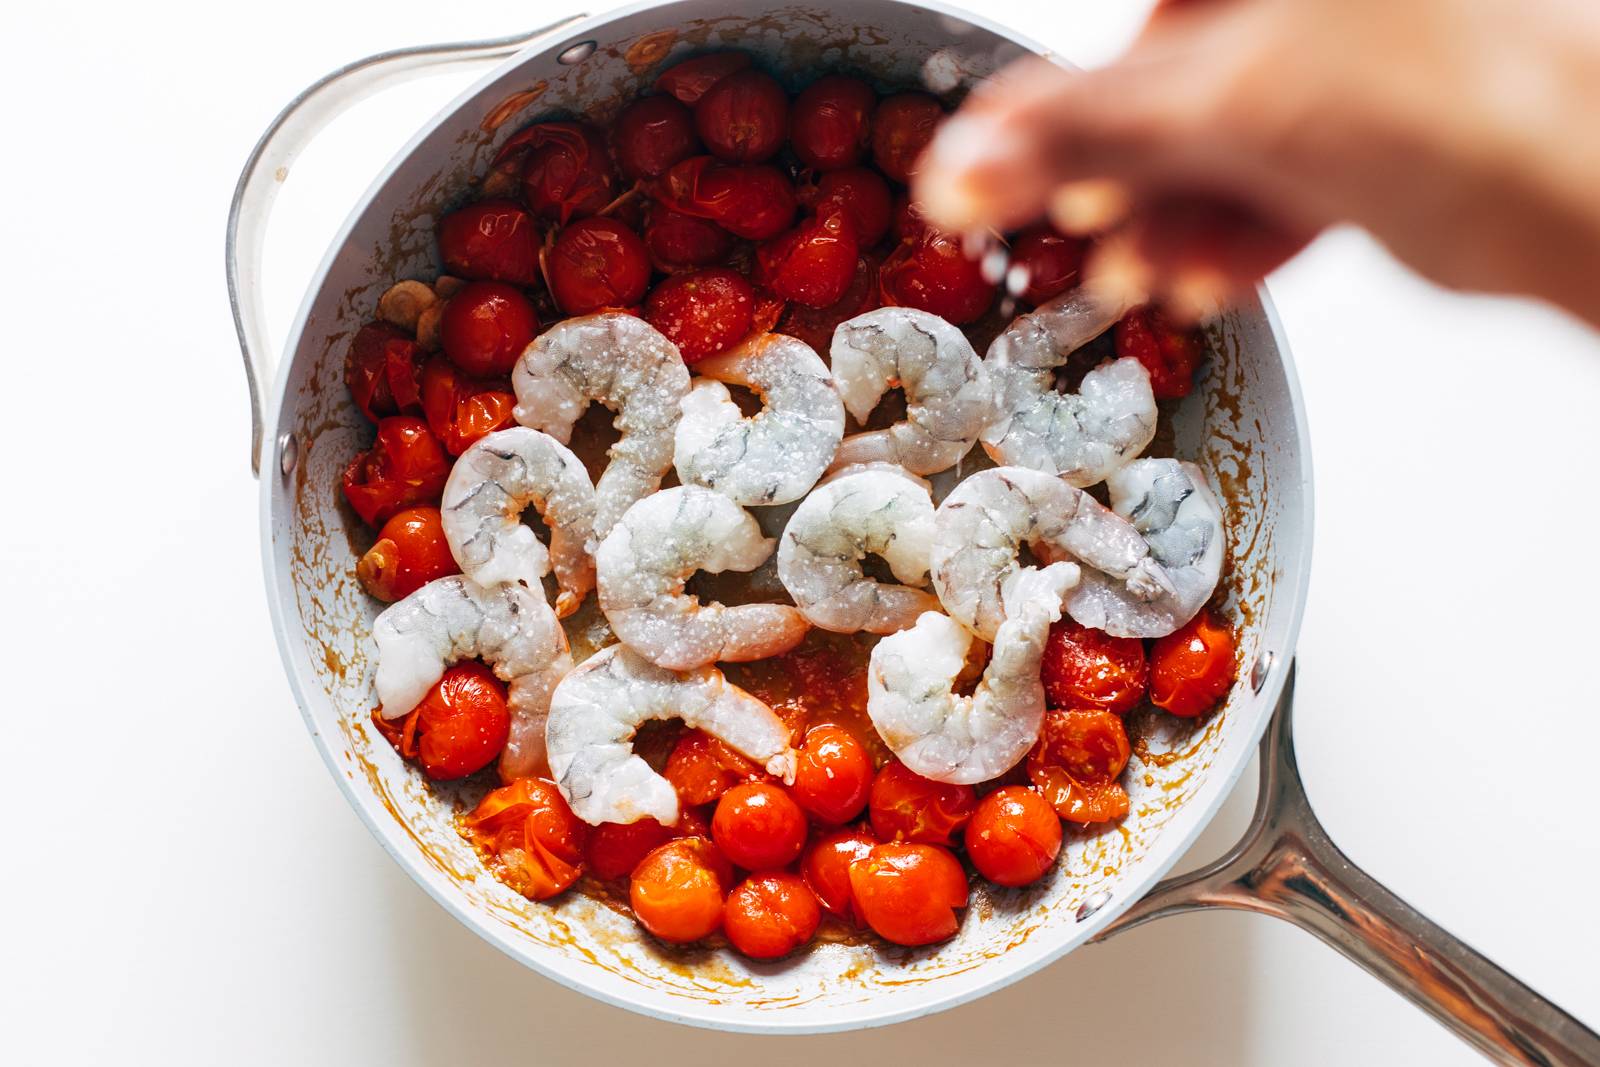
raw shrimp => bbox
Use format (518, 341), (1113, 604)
(1066, 459), (1225, 638)
(545, 644), (797, 825)
(980, 287), (1156, 486)
(776, 465), (941, 634)
(439, 427), (597, 617)
(930, 465), (1174, 642)
(371, 575), (573, 781)
(673, 332), (845, 506)
(595, 485), (810, 670)
(828, 307), (995, 476)
(511, 312), (690, 543)
(867, 565), (1077, 784)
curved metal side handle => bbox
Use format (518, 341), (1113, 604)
(226, 15), (588, 475)
(1099, 664), (1600, 1065)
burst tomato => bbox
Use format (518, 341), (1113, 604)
(1114, 305), (1205, 399)
(630, 836), (731, 943)
(1008, 224), (1087, 305)
(664, 729), (764, 806)
(964, 786), (1062, 887)
(438, 280), (538, 377)
(1149, 609), (1236, 717)
(778, 249), (885, 352)
(791, 725), (873, 824)
(341, 415), (451, 527)
(374, 660), (511, 780)
(418, 355), (517, 456)
(356, 506), (458, 602)
(583, 817), (677, 881)
(654, 52), (752, 105)
(644, 267), (754, 362)
(462, 777), (587, 899)
(694, 69), (788, 163)
(724, 872), (822, 959)
(651, 157), (796, 240)
(493, 121), (616, 224)
(1040, 617), (1150, 714)
(880, 226), (995, 324)
(756, 203), (859, 308)
(644, 206), (735, 272)
(545, 216), (652, 314)
(790, 74), (875, 170)
(345, 322), (424, 423)
(847, 842), (968, 946)
(868, 761), (976, 846)
(801, 827), (878, 925)
(1027, 708), (1132, 824)
(613, 94), (700, 180)
(803, 166), (892, 247)
(437, 199), (541, 285)
(713, 782), (808, 871)
(871, 92), (943, 183)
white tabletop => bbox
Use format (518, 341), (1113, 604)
(6, 2), (1598, 1063)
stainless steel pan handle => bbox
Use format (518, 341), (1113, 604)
(1101, 665), (1600, 1065)
(225, 16), (588, 475)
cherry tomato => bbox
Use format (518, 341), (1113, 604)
(630, 836), (731, 943)
(891, 194), (926, 243)
(712, 782), (808, 870)
(1114, 305), (1205, 399)
(847, 842), (968, 946)
(374, 660), (511, 780)
(868, 761), (976, 846)
(644, 267), (754, 362)
(964, 786), (1062, 887)
(724, 871), (822, 959)
(778, 249), (885, 352)
(437, 199), (541, 285)
(492, 121), (616, 225)
(1008, 224), (1087, 305)
(356, 506), (459, 602)
(790, 74), (875, 170)
(438, 281), (539, 377)
(871, 92), (943, 183)
(694, 69), (788, 163)
(1040, 617), (1150, 714)
(341, 415), (451, 527)
(791, 725), (873, 824)
(651, 157), (796, 240)
(613, 94), (700, 180)
(880, 226), (996, 325)
(803, 166), (892, 247)
(418, 355), (518, 456)
(583, 817), (676, 880)
(655, 52), (752, 105)
(664, 729), (763, 806)
(644, 206), (735, 272)
(1149, 609), (1236, 717)
(756, 203), (859, 308)
(545, 216), (652, 314)
(801, 827), (878, 924)
(345, 322), (424, 423)
(1027, 708), (1132, 824)
(462, 777), (587, 899)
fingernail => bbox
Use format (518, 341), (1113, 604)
(1049, 180), (1131, 236)
(1085, 234), (1152, 311)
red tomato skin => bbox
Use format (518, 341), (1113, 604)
(613, 94), (700, 180)
(644, 267), (755, 362)
(867, 762), (977, 846)
(356, 506), (459, 602)
(694, 69), (789, 163)
(644, 207), (735, 272)
(664, 729), (764, 806)
(651, 157), (796, 240)
(1009, 224), (1087, 305)
(847, 842), (968, 946)
(1114, 305), (1205, 399)
(630, 836), (730, 943)
(1149, 610), (1236, 717)
(418, 355), (518, 456)
(801, 827), (878, 925)
(498, 121), (617, 225)
(545, 216), (652, 314)
(341, 416), (451, 527)
(346, 322), (424, 423)
(790, 75), (876, 170)
(879, 227), (996, 325)
(777, 249), (886, 353)
(437, 199), (541, 285)
(1039, 617), (1150, 714)
(655, 52), (752, 105)
(756, 205), (860, 308)
(1027, 708), (1133, 824)
(405, 661), (512, 780)
(723, 872), (823, 959)
(583, 818), (676, 881)
(871, 93), (944, 183)
(462, 777), (587, 899)
(804, 167), (893, 248)
(791, 725), (873, 824)
(438, 281), (539, 378)
(964, 786), (1063, 887)
(712, 782), (809, 871)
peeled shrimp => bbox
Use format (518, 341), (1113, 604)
(828, 307), (995, 476)
(511, 313), (690, 544)
(1066, 459), (1225, 638)
(980, 287), (1156, 486)
(867, 565), (1077, 784)
(673, 332), (845, 506)
(546, 644), (797, 825)
(776, 465), (940, 634)
(930, 465), (1174, 642)
(371, 575), (573, 781)
(595, 485), (810, 670)
(439, 427), (597, 617)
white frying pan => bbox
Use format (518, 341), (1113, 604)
(226, 1), (1600, 1057)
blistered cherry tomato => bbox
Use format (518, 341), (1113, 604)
(356, 506), (458, 602)
(437, 199), (541, 285)
(847, 842), (968, 946)
(630, 836), (731, 943)
(375, 660), (511, 780)
(778, 249), (885, 352)
(341, 415), (451, 527)
(790, 74), (875, 170)
(868, 761), (976, 846)
(418, 355), (517, 456)
(545, 216), (652, 314)
(654, 52), (752, 105)
(461, 777), (586, 898)
(757, 204), (859, 308)
(803, 166), (892, 247)
(1114, 305), (1205, 399)
(614, 94), (700, 180)
(1149, 609), (1236, 717)
(891, 194), (926, 243)
(494, 121), (616, 224)
(964, 786), (1062, 887)
(791, 725), (873, 824)
(1027, 708), (1132, 824)
(801, 827), (878, 924)
(712, 782), (808, 870)
(644, 267), (754, 362)
(694, 69), (788, 163)
(880, 227), (995, 324)
(1008, 224), (1087, 305)
(1040, 617), (1149, 714)
(664, 729), (763, 806)
(583, 818), (677, 880)
(346, 322), (424, 423)
(871, 92), (943, 182)
(724, 871), (822, 959)
(652, 157), (796, 240)
(438, 281), (539, 377)
(644, 207), (735, 272)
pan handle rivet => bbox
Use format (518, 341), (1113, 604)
(1075, 891), (1111, 922)
(278, 432), (299, 477)
(557, 40), (597, 65)
(1250, 650), (1275, 693)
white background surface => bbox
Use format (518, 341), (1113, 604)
(4, 1), (1598, 1063)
